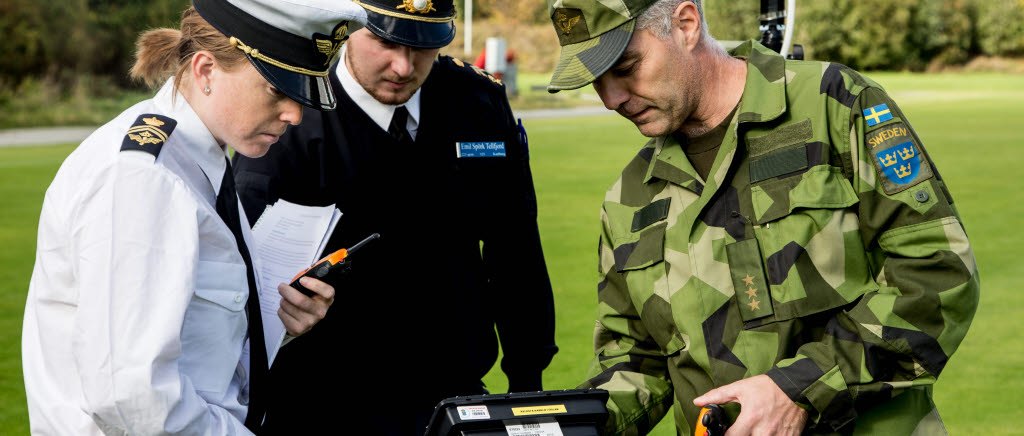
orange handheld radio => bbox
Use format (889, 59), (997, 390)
(695, 404), (726, 436)
(289, 233), (380, 296)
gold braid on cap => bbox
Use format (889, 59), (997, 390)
(229, 36), (330, 77)
(352, 0), (456, 23)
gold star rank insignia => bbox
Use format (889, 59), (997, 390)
(727, 240), (775, 321)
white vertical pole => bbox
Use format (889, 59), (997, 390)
(781, 0), (795, 57)
(464, 0), (472, 57)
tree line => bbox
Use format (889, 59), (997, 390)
(2, 0), (1022, 90)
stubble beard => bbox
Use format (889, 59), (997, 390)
(346, 49), (422, 106)
(365, 82), (418, 105)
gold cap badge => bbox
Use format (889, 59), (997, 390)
(397, 0), (436, 14)
(555, 10), (581, 35)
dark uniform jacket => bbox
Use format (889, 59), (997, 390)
(232, 56), (558, 435)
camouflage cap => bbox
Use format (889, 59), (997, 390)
(547, 0), (659, 93)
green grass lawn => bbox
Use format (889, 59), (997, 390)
(3, 72), (1023, 434)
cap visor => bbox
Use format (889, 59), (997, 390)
(547, 19), (634, 93)
(249, 56), (336, 111)
(364, 10), (455, 49)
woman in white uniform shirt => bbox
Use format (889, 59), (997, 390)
(21, 1), (366, 434)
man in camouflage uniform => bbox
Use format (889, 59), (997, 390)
(547, 0), (979, 434)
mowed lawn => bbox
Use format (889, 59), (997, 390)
(3, 72), (1023, 434)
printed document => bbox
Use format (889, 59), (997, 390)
(247, 199), (341, 365)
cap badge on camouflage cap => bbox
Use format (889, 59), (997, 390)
(552, 8), (589, 44)
(547, 0), (660, 92)
(555, 10), (580, 34)
(397, 0), (436, 13)
(313, 22), (350, 66)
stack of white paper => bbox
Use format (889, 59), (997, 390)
(249, 199), (341, 365)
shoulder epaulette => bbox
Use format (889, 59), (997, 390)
(440, 55), (504, 87)
(120, 114), (177, 158)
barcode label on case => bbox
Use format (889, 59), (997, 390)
(456, 405), (490, 420)
(505, 422), (564, 436)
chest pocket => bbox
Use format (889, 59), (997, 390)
(181, 260), (248, 393)
(606, 198), (686, 354)
(741, 165), (876, 324)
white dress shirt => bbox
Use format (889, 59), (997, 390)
(22, 79), (271, 435)
(336, 44), (422, 140)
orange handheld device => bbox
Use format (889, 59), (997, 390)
(289, 233), (380, 296)
(695, 404), (726, 436)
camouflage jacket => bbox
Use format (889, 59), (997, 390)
(580, 41), (979, 435)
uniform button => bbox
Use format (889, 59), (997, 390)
(914, 190), (929, 203)
(234, 294), (244, 303)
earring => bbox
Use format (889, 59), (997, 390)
(203, 86), (211, 95)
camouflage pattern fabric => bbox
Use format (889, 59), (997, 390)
(546, 0), (659, 92)
(579, 40), (980, 435)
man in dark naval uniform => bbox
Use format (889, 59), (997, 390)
(232, 0), (558, 434)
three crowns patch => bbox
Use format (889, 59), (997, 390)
(865, 121), (932, 194)
(875, 142), (921, 185)
(121, 114), (176, 158)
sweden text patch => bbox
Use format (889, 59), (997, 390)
(866, 122), (910, 150)
(456, 141), (506, 158)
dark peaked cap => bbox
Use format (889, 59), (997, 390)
(353, 0), (457, 49)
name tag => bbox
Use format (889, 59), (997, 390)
(456, 141), (506, 158)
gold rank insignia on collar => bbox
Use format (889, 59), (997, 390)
(121, 114), (177, 158)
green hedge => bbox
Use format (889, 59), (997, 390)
(0, 0), (190, 87)
(704, 0), (1024, 71)
(1, 0), (1022, 104)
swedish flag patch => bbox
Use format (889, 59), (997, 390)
(862, 104), (893, 127)
(121, 114), (176, 158)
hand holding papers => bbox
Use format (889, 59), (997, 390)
(250, 199), (341, 364)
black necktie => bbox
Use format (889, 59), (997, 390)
(388, 106), (413, 145)
(215, 157), (268, 430)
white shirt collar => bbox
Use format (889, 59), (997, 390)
(335, 44), (421, 140)
(153, 78), (229, 193)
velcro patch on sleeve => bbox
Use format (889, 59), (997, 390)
(121, 114), (177, 158)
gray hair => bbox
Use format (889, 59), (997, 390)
(636, 0), (724, 55)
